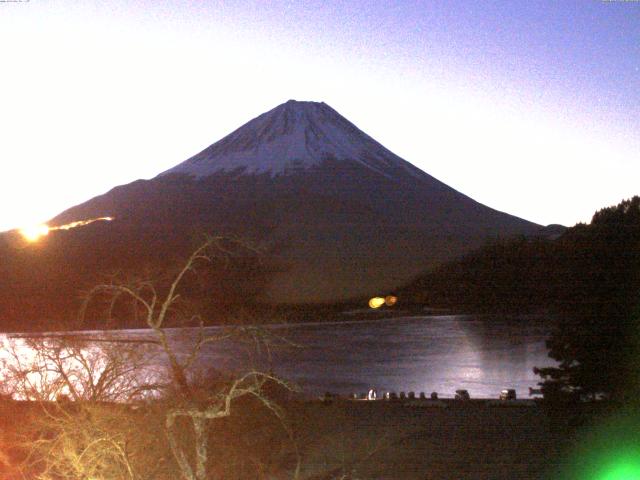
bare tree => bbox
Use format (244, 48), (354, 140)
(80, 237), (301, 480)
(0, 339), (166, 478)
(1, 335), (161, 402)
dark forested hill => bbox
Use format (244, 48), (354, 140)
(403, 197), (640, 318)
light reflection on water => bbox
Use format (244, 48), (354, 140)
(255, 315), (556, 398)
(2, 315), (557, 400)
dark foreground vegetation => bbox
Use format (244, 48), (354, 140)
(0, 397), (589, 480)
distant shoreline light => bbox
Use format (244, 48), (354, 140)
(368, 295), (398, 309)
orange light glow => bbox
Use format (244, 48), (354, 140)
(19, 224), (50, 242)
(368, 295), (398, 309)
(19, 216), (114, 243)
(385, 295), (398, 306)
(54, 216), (114, 231)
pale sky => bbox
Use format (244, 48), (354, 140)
(1, 0), (638, 232)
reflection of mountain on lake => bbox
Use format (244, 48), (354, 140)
(134, 315), (557, 398)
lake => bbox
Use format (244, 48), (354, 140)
(3, 314), (556, 400)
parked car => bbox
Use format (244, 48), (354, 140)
(454, 389), (470, 400)
(500, 389), (517, 400)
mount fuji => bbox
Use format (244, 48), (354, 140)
(1, 100), (542, 329)
(161, 100), (425, 180)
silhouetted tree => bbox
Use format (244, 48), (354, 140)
(535, 196), (640, 401)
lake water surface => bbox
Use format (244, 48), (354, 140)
(123, 314), (555, 399)
(4, 315), (557, 400)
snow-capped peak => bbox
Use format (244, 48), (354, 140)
(160, 100), (423, 179)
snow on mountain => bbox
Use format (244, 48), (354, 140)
(161, 100), (423, 180)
